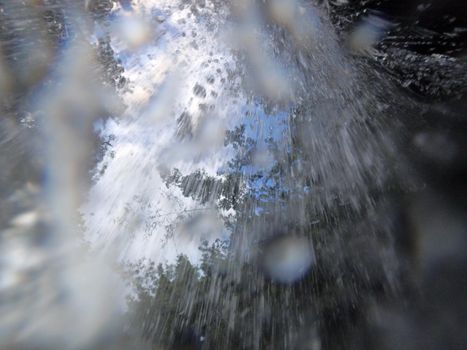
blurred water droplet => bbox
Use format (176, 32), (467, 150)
(112, 15), (153, 50)
(348, 14), (393, 56)
(262, 236), (315, 283)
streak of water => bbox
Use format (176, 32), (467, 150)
(1, 1), (466, 349)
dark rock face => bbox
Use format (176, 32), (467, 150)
(322, 2), (467, 350)
(328, 0), (467, 98)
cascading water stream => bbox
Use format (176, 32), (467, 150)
(83, 0), (400, 267)
(1, 1), (466, 349)
(79, 1), (409, 348)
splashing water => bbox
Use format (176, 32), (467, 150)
(83, 0), (399, 266)
(1, 0), (467, 349)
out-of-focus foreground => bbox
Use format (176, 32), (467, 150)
(1, 1), (466, 349)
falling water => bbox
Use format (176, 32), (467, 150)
(1, 0), (466, 349)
